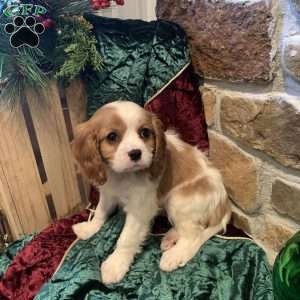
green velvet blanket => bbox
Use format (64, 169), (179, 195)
(83, 14), (189, 117)
(33, 212), (273, 300)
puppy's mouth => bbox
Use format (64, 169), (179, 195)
(111, 160), (151, 173)
(121, 163), (148, 173)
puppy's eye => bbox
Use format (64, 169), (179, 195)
(106, 132), (118, 142)
(139, 128), (151, 139)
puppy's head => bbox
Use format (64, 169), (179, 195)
(71, 101), (166, 185)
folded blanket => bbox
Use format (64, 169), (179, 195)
(0, 211), (273, 300)
(36, 212), (273, 300)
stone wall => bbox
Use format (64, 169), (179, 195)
(157, 0), (300, 263)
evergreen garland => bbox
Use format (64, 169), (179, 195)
(54, 16), (103, 82)
(0, 0), (103, 108)
(0, 4), (49, 107)
(0, 48), (48, 107)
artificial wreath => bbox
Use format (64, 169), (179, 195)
(0, 0), (125, 108)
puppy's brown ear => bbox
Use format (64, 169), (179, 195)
(71, 121), (107, 186)
(150, 115), (166, 179)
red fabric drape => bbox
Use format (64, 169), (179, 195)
(0, 212), (88, 300)
(145, 64), (209, 153)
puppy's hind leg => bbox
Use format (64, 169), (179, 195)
(160, 170), (231, 271)
(159, 224), (220, 272)
(160, 220), (226, 272)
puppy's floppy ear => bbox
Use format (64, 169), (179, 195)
(71, 121), (107, 186)
(150, 114), (166, 179)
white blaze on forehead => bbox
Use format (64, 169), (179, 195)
(105, 101), (146, 127)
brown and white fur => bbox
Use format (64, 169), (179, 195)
(71, 101), (231, 285)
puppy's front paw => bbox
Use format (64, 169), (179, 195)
(160, 228), (179, 251)
(72, 221), (101, 240)
(160, 247), (189, 272)
(101, 252), (130, 285)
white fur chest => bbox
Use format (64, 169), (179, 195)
(101, 170), (158, 210)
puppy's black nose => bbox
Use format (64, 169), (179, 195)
(128, 149), (142, 162)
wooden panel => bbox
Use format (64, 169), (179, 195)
(27, 83), (83, 218)
(0, 105), (50, 238)
(0, 80), (89, 238)
(0, 166), (23, 239)
(66, 80), (90, 205)
(66, 80), (87, 129)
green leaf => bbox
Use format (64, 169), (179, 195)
(54, 16), (103, 82)
(279, 243), (299, 282)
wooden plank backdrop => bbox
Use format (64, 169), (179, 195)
(0, 80), (89, 240)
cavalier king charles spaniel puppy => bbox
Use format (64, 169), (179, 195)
(71, 101), (231, 284)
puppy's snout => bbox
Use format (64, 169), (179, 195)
(128, 149), (142, 162)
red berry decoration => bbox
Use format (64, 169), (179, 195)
(90, 0), (125, 10)
(42, 18), (55, 29)
(115, 0), (124, 5)
(91, 3), (101, 10)
(100, 0), (110, 8)
(90, 0), (101, 10)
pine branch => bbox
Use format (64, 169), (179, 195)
(55, 16), (103, 82)
(0, 48), (48, 108)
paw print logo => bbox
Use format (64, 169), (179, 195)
(4, 16), (45, 48)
